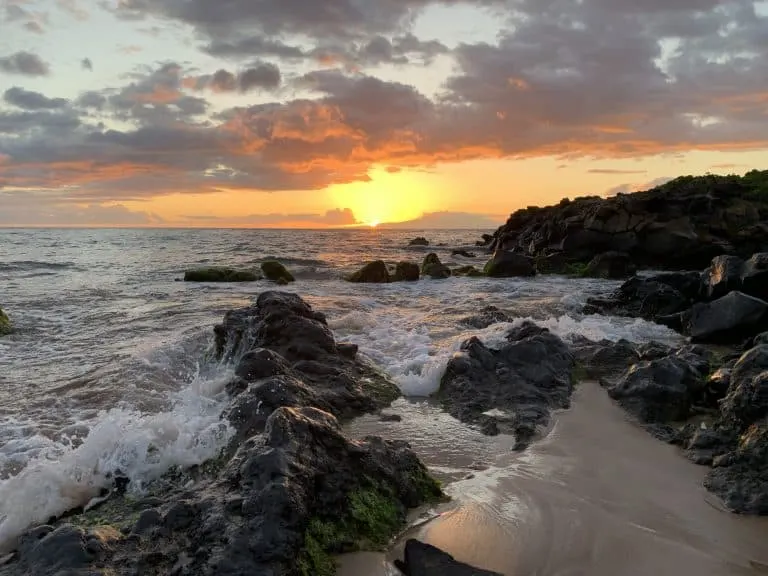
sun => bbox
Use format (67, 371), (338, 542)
(368, 220), (379, 228)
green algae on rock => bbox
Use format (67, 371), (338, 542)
(421, 253), (451, 279)
(261, 260), (295, 283)
(0, 307), (13, 335)
(183, 267), (258, 282)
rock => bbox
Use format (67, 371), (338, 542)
(584, 276), (690, 319)
(684, 291), (768, 343)
(702, 255), (744, 300)
(606, 347), (711, 423)
(755, 332), (768, 346)
(380, 413), (402, 422)
(459, 306), (512, 329)
(569, 338), (640, 382)
(260, 260), (295, 284)
(719, 346), (768, 428)
(451, 249), (476, 258)
(408, 237), (430, 246)
(421, 253), (451, 279)
(452, 266), (484, 277)
(392, 262), (420, 282)
(183, 267), (258, 282)
(347, 260), (390, 283)
(0, 307), (11, 336)
(438, 321), (574, 446)
(12, 524), (118, 575)
(741, 253), (768, 300)
(394, 539), (503, 576)
(584, 251), (637, 279)
(534, 252), (572, 275)
(479, 233), (494, 246)
(483, 249), (535, 278)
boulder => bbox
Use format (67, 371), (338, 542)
(702, 255), (744, 300)
(408, 237), (430, 246)
(452, 265), (484, 277)
(534, 252), (572, 275)
(438, 322), (574, 447)
(451, 249), (476, 258)
(684, 291), (768, 343)
(395, 539), (502, 576)
(483, 250), (535, 278)
(459, 305), (512, 329)
(183, 267), (258, 282)
(569, 338), (641, 382)
(741, 253), (768, 300)
(260, 260), (295, 284)
(421, 253), (451, 279)
(0, 307), (11, 336)
(584, 276), (690, 319)
(584, 251), (637, 279)
(392, 261), (420, 282)
(347, 260), (390, 283)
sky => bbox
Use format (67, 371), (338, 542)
(1, 0), (767, 228)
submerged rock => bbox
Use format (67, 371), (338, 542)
(392, 261), (420, 282)
(438, 321), (574, 446)
(260, 260), (295, 284)
(584, 251), (636, 279)
(421, 253), (451, 279)
(183, 267), (258, 282)
(408, 237), (430, 246)
(452, 265), (483, 278)
(0, 307), (11, 336)
(347, 260), (390, 283)
(483, 249), (535, 278)
(459, 305), (512, 329)
(451, 249), (476, 258)
(395, 539), (502, 576)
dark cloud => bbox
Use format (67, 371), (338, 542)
(0, 51), (50, 76)
(190, 64), (281, 93)
(239, 63), (281, 91)
(81, 58), (93, 71)
(4, 87), (68, 110)
(204, 37), (305, 60)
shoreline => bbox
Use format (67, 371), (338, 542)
(341, 382), (768, 575)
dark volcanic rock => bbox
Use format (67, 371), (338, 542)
(347, 260), (390, 283)
(451, 249), (476, 258)
(702, 255), (744, 300)
(393, 261), (420, 282)
(534, 252), (572, 275)
(438, 322), (574, 447)
(395, 539), (502, 576)
(684, 291), (768, 343)
(452, 265), (483, 277)
(260, 260), (295, 284)
(459, 305), (512, 329)
(584, 251), (637, 279)
(570, 338), (641, 382)
(482, 171), (768, 269)
(741, 253), (768, 300)
(483, 249), (535, 278)
(585, 275), (691, 319)
(409, 237), (430, 246)
(421, 253), (451, 279)
(184, 267), (258, 282)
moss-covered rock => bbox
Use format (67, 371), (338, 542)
(453, 265), (484, 277)
(0, 307), (12, 336)
(392, 261), (420, 282)
(261, 260), (295, 283)
(421, 253), (451, 279)
(184, 267), (258, 282)
(347, 260), (390, 283)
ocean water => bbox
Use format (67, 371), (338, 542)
(0, 228), (683, 551)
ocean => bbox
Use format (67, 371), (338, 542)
(0, 227), (685, 554)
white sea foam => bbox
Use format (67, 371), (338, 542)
(0, 368), (233, 553)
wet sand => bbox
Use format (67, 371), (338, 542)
(340, 383), (768, 576)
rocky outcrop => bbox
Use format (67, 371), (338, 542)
(421, 253), (451, 279)
(483, 249), (535, 277)
(1, 292), (444, 575)
(347, 260), (390, 283)
(438, 322), (574, 446)
(408, 237), (430, 246)
(483, 171), (768, 269)
(395, 539), (502, 576)
(392, 261), (420, 282)
(183, 267), (258, 282)
(260, 260), (295, 284)
(0, 307), (11, 336)
(584, 251), (636, 279)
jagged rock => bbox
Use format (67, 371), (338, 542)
(584, 251), (637, 279)
(684, 291), (768, 343)
(459, 306), (512, 329)
(569, 338), (640, 382)
(347, 260), (390, 283)
(741, 253), (768, 300)
(584, 276), (690, 318)
(421, 253), (451, 279)
(534, 252), (572, 275)
(702, 255), (744, 300)
(183, 267), (258, 282)
(260, 260), (295, 284)
(0, 307), (11, 336)
(392, 262), (420, 282)
(438, 322), (574, 446)
(451, 249), (476, 258)
(408, 237), (430, 246)
(395, 539), (502, 576)
(483, 249), (535, 278)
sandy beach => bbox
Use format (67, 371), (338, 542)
(341, 382), (768, 576)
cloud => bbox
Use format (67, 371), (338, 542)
(183, 208), (359, 227)
(57, 0), (89, 20)
(81, 58), (93, 71)
(188, 63), (281, 93)
(118, 45), (143, 54)
(5, 1), (48, 33)
(588, 168), (648, 174)
(3, 87), (68, 110)
(0, 51), (49, 76)
(378, 211), (504, 229)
